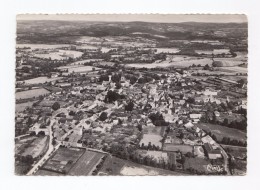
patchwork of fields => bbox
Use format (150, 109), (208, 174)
(36, 147), (106, 176)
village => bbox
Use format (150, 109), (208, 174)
(15, 19), (247, 176)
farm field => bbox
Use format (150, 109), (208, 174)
(98, 156), (186, 176)
(68, 150), (105, 176)
(16, 44), (71, 50)
(58, 65), (100, 73)
(22, 76), (63, 84)
(144, 48), (180, 54)
(16, 100), (38, 112)
(41, 147), (85, 174)
(218, 66), (247, 74)
(197, 123), (247, 142)
(16, 88), (50, 100)
(126, 56), (212, 68)
(221, 144), (247, 159)
(34, 50), (83, 60)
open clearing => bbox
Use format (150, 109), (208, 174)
(99, 156), (186, 176)
(16, 88), (50, 100)
(221, 144), (247, 159)
(197, 123), (247, 142)
(16, 100), (38, 112)
(16, 44), (71, 50)
(22, 76), (63, 84)
(68, 150), (105, 175)
(126, 56), (212, 68)
(218, 66), (247, 74)
(34, 50), (83, 60)
(58, 65), (100, 73)
(16, 136), (49, 159)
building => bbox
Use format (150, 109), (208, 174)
(203, 143), (222, 160)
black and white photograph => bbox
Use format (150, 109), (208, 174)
(15, 14), (248, 176)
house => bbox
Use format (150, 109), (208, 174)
(201, 135), (215, 145)
(203, 143), (222, 160)
(189, 114), (202, 123)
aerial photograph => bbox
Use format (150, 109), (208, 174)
(15, 14), (247, 176)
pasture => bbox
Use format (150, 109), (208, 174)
(58, 65), (100, 73)
(16, 88), (50, 100)
(197, 123), (247, 142)
(126, 56), (212, 68)
(99, 156), (186, 176)
(16, 100), (37, 112)
(23, 76), (62, 84)
(16, 44), (70, 50)
(34, 50), (83, 60)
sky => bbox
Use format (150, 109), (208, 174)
(17, 14), (247, 23)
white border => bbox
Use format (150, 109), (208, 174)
(0, 0), (260, 190)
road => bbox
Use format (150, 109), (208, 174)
(215, 143), (231, 175)
(26, 86), (124, 176)
(26, 119), (56, 175)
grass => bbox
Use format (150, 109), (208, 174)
(23, 76), (62, 84)
(16, 100), (38, 112)
(221, 144), (247, 159)
(68, 150), (105, 176)
(184, 157), (210, 173)
(197, 123), (247, 142)
(99, 156), (187, 176)
(16, 88), (50, 100)
(41, 147), (85, 174)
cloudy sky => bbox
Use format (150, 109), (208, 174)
(17, 14), (247, 23)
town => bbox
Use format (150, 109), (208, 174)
(15, 18), (247, 176)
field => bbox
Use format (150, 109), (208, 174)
(197, 123), (247, 142)
(22, 76), (63, 84)
(68, 150), (105, 175)
(34, 50), (83, 60)
(58, 65), (100, 73)
(16, 44), (71, 50)
(98, 156), (186, 176)
(16, 100), (37, 112)
(21, 136), (49, 158)
(152, 48), (180, 54)
(184, 157), (210, 173)
(218, 66), (247, 74)
(41, 147), (85, 174)
(16, 88), (50, 100)
(126, 56), (212, 68)
(15, 136), (49, 159)
(195, 49), (230, 55)
(221, 144), (247, 159)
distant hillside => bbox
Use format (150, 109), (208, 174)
(16, 20), (248, 44)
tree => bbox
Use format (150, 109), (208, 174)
(212, 134), (217, 141)
(125, 101), (134, 112)
(99, 112), (108, 121)
(38, 131), (45, 136)
(137, 124), (142, 132)
(52, 102), (60, 111)
(203, 64), (210, 70)
(223, 118), (229, 126)
(186, 152), (193, 158)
